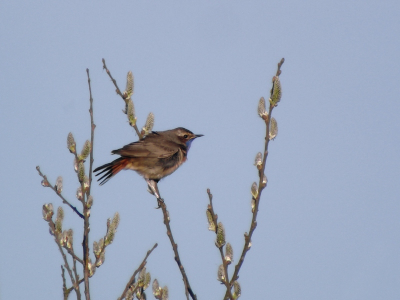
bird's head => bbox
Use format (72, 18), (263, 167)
(173, 127), (203, 150)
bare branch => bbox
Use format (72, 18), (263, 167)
(101, 58), (142, 139)
(119, 243), (158, 300)
(36, 166), (84, 219)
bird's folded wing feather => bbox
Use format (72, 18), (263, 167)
(112, 140), (178, 158)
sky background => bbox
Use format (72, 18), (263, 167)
(1, 1), (399, 299)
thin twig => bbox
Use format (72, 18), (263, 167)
(119, 243), (158, 300)
(82, 68), (94, 300)
(61, 266), (70, 300)
(158, 197), (197, 300)
(101, 58), (142, 139)
(64, 246), (84, 265)
(224, 59), (284, 299)
(207, 190), (233, 299)
(49, 221), (81, 300)
(86, 68), (96, 195)
(36, 166), (84, 219)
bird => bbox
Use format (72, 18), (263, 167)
(93, 127), (203, 187)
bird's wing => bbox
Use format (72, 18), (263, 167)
(112, 139), (179, 158)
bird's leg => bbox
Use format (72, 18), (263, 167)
(146, 179), (164, 208)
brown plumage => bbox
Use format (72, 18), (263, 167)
(94, 127), (203, 185)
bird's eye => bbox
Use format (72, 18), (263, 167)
(183, 134), (188, 139)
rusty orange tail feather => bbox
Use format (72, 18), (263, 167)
(93, 157), (128, 185)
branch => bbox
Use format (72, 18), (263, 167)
(207, 190), (233, 299)
(49, 221), (81, 299)
(225, 59), (285, 299)
(86, 68), (96, 195)
(158, 198), (197, 300)
(36, 166), (84, 219)
(119, 243), (158, 300)
(101, 58), (142, 139)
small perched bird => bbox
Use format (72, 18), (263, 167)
(94, 127), (203, 186)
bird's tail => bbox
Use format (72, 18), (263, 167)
(93, 157), (128, 185)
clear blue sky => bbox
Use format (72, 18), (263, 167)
(1, 1), (399, 299)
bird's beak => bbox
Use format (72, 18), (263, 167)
(195, 134), (204, 138)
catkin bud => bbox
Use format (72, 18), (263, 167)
(258, 97), (268, 119)
(152, 279), (161, 297)
(215, 222), (226, 248)
(55, 206), (64, 234)
(269, 117), (278, 140)
(261, 174), (267, 187)
(67, 132), (76, 153)
(88, 258), (95, 277)
(96, 251), (105, 267)
(105, 212), (120, 245)
(41, 179), (49, 187)
(269, 76), (282, 107)
(142, 112), (154, 137)
(127, 99), (136, 126)
(55, 176), (63, 194)
(87, 195), (93, 208)
(161, 286), (168, 300)
(76, 187), (83, 200)
(125, 71), (134, 99)
(217, 264), (226, 282)
(66, 229), (73, 248)
(78, 162), (85, 183)
(138, 267), (146, 286)
(42, 203), (54, 221)
(233, 281), (241, 299)
(206, 210), (216, 231)
(254, 152), (262, 169)
(79, 140), (91, 160)
(144, 272), (151, 290)
(225, 242), (233, 264)
(251, 182), (258, 199)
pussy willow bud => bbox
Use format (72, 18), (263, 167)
(66, 229), (73, 248)
(67, 132), (76, 153)
(83, 176), (90, 192)
(93, 241), (100, 257)
(251, 198), (256, 213)
(55, 176), (63, 194)
(233, 281), (241, 299)
(96, 251), (105, 267)
(142, 112), (154, 137)
(42, 203), (54, 221)
(88, 258), (95, 277)
(144, 272), (151, 290)
(87, 195), (93, 208)
(138, 267), (146, 287)
(76, 187), (83, 200)
(55, 206), (64, 234)
(257, 97), (268, 118)
(217, 264), (226, 282)
(105, 212), (120, 246)
(206, 210), (216, 231)
(152, 279), (161, 297)
(79, 140), (91, 160)
(161, 286), (168, 300)
(254, 152), (262, 169)
(251, 182), (258, 199)
(215, 222), (226, 248)
(73, 158), (78, 173)
(269, 117), (278, 140)
(225, 242), (233, 264)
(127, 99), (137, 126)
(261, 174), (267, 187)
(269, 76), (282, 107)
(125, 71), (134, 99)
(78, 162), (85, 183)
(41, 179), (49, 187)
